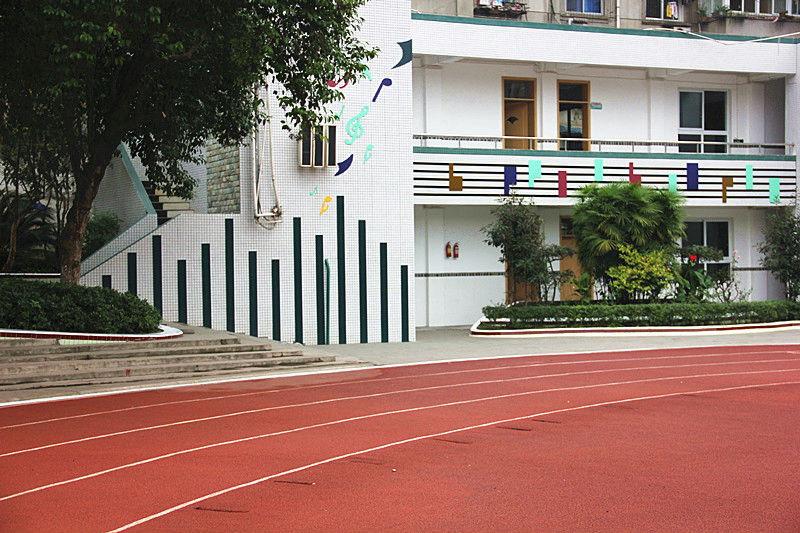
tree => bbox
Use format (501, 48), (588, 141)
(572, 183), (685, 284)
(758, 207), (800, 301)
(0, 0), (377, 283)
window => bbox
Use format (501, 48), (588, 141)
(678, 90), (727, 153)
(729, 0), (795, 14)
(558, 81), (590, 151)
(298, 125), (337, 168)
(503, 78), (536, 150)
(683, 220), (731, 277)
(566, 0), (602, 13)
(646, 0), (680, 18)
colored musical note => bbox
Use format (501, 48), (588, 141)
(372, 78), (393, 102)
(721, 177), (733, 203)
(334, 154), (354, 176)
(745, 165), (754, 190)
(503, 166), (517, 195)
(628, 162), (641, 185)
(362, 66), (372, 81)
(392, 40), (413, 69)
(320, 196), (333, 215)
(364, 144), (374, 163)
(594, 159), (604, 182)
(668, 174), (678, 193)
(769, 177), (780, 203)
(528, 160), (541, 187)
(310, 186), (318, 196)
(335, 104), (345, 121)
(558, 170), (568, 197)
(449, 163), (462, 191)
(687, 163), (699, 190)
(344, 105), (369, 145)
(327, 79), (338, 87)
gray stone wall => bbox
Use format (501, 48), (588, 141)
(206, 141), (240, 214)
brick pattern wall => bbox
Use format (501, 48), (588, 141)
(206, 141), (240, 214)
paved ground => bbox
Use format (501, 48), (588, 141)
(1, 342), (798, 532)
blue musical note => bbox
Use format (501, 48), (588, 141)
(372, 78), (393, 102)
(334, 154), (354, 176)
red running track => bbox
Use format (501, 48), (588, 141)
(1, 344), (799, 532)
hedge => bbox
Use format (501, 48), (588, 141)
(0, 279), (161, 334)
(480, 301), (800, 329)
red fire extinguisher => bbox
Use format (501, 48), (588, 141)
(453, 242), (459, 258)
(445, 242), (452, 258)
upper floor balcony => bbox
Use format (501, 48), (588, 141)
(412, 134), (797, 206)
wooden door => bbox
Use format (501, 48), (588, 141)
(559, 216), (587, 301)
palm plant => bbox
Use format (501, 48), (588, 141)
(0, 192), (57, 272)
(572, 183), (685, 286)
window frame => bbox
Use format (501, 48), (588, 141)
(565, 0), (603, 15)
(298, 124), (337, 169)
(502, 77), (538, 150)
(645, 0), (681, 19)
(557, 79), (591, 151)
(728, 0), (795, 15)
(678, 89), (729, 154)
(682, 218), (733, 273)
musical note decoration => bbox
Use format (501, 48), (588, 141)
(344, 105), (369, 145)
(364, 144), (374, 163)
(746, 165), (754, 190)
(721, 177), (733, 203)
(594, 159), (604, 182)
(449, 163), (463, 191)
(686, 163), (699, 190)
(503, 166), (517, 195)
(320, 196), (333, 215)
(392, 40), (413, 69)
(628, 162), (641, 185)
(668, 174), (678, 193)
(310, 186), (318, 196)
(372, 78), (393, 102)
(528, 160), (541, 187)
(334, 154), (354, 176)
(558, 171), (568, 197)
(769, 177), (780, 203)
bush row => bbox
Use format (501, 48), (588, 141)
(481, 301), (800, 329)
(0, 279), (161, 334)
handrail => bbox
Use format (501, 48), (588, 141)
(413, 134), (794, 155)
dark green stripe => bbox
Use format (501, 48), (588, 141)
(336, 196), (346, 344)
(380, 242), (388, 343)
(272, 259), (281, 341)
(358, 220), (367, 343)
(127, 253), (137, 296)
(316, 235), (325, 345)
(401, 265), (409, 342)
(225, 218), (235, 332)
(152, 235), (162, 316)
(249, 251), (258, 337)
(177, 260), (187, 324)
(201, 243), (211, 328)
(101, 275), (111, 289)
(293, 217), (303, 344)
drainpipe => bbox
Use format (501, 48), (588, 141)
(616, 0), (621, 27)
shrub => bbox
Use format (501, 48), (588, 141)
(0, 278), (161, 333)
(480, 300), (800, 329)
(606, 245), (677, 303)
(758, 207), (800, 301)
(83, 212), (121, 259)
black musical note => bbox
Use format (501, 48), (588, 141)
(372, 78), (393, 102)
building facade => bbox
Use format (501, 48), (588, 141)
(85, 0), (800, 341)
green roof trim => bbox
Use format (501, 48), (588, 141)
(413, 146), (796, 161)
(411, 13), (800, 43)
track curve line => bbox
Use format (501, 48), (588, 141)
(105, 380), (800, 533)
(3, 367), (799, 501)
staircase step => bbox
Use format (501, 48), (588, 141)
(0, 355), (336, 387)
(0, 338), (59, 348)
(1, 343), (275, 362)
(0, 338), (242, 357)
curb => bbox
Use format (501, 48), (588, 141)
(0, 325), (184, 342)
(470, 317), (800, 338)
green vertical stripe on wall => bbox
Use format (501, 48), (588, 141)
(316, 235), (326, 345)
(248, 251), (258, 337)
(102, 275), (111, 289)
(358, 220), (367, 343)
(177, 260), (187, 324)
(401, 265), (409, 342)
(380, 242), (388, 343)
(127, 253), (137, 296)
(201, 243), (211, 328)
(336, 196), (346, 344)
(293, 217), (303, 344)
(746, 165), (754, 190)
(152, 235), (162, 315)
(271, 259), (281, 341)
(225, 218), (235, 332)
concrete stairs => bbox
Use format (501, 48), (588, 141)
(0, 337), (338, 391)
(140, 181), (193, 225)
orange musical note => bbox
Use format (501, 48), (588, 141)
(320, 196), (333, 215)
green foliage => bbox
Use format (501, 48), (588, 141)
(674, 244), (723, 302)
(606, 245), (677, 303)
(82, 212), (121, 259)
(0, 278), (160, 333)
(480, 300), (800, 329)
(758, 207), (800, 301)
(571, 272), (594, 304)
(711, 251), (752, 303)
(572, 183), (685, 283)
(483, 196), (574, 302)
(0, 192), (58, 272)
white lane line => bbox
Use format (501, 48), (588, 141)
(2, 368), (800, 502)
(2, 358), (798, 457)
(3, 343), (797, 410)
(4, 349), (797, 430)
(106, 379), (800, 533)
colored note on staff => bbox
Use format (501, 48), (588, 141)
(769, 177), (780, 203)
(721, 177), (733, 203)
(687, 163), (699, 190)
(628, 162), (641, 185)
(528, 160), (541, 187)
(746, 165), (754, 191)
(448, 163), (462, 192)
(503, 166), (517, 195)
(668, 174), (678, 193)
(594, 159), (603, 182)
(558, 170), (568, 197)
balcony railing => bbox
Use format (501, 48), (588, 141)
(413, 134), (795, 156)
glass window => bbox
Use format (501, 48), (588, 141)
(646, 0), (663, 17)
(704, 91), (726, 131)
(706, 221), (730, 256)
(678, 90), (727, 153)
(730, 0), (743, 9)
(679, 92), (702, 129)
(566, 0), (601, 13)
(504, 80), (532, 99)
(326, 126), (337, 166)
(559, 83), (588, 101)
(683, 221), (704, 247)
(683, 220), (731, 275)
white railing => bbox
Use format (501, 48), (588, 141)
(413, 134), (795, 155)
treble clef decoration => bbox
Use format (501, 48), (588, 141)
(344, 105), (369, 145)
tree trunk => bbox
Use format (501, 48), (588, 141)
(59, 166), (105, 284)
(1, 214), (22, 273)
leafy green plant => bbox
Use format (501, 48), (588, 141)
(0, 278), (160, 333)
(82, 211), (121, 259)
(675, 245), (723, 302)
(606, 245), (677, 303)
(0, 192), (57, 273)
(758, 207), (800, 301)
(571, 272), (594, 304)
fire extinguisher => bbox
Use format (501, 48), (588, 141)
(453, 242), (459, 258)
(445, 241), (452, 258)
